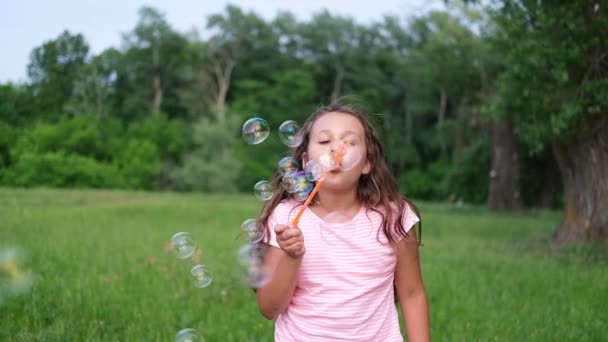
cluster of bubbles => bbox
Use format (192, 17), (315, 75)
(0, 246), (34, 306)
(239, 117), (309, 288)
(244, 117), (367, 239)
(168, 232), (209, 341)
(168, 232), (212, 289)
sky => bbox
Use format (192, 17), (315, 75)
(0, 0), (444, 83)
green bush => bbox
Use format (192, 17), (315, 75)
(0, 121), (18, 168)
(126, 114), (189, 160)
(398, 159), (450, 200)
(114, 139), (161, 190)
(171, 117), (240, 192)
(443, 137), (491, 204)
(5, 152), (123, 188)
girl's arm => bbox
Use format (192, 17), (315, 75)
(395, 228), (431, 342)
(256, 246), (302, 320)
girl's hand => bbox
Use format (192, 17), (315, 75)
(274, 224), (306, 259)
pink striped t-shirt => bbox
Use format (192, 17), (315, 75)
(267, 200), (420, 342)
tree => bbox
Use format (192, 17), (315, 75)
(65, 49), (120, 118)
(185, 5), (272, 123)
(300, 10), (362, 101)
(27, 31), (90, 117)
(491, 0), (607, 244)
(119, 6), (189, 119)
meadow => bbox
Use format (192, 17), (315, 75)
(0, 188), (606, 341)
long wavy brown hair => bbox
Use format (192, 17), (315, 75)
(258, 99), (422, 246)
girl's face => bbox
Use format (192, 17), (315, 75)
(304, 112), (371, 191)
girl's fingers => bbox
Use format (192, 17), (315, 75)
(281, 236), (302, 248)
(279, 228), (301, 240)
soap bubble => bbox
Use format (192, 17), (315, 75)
(237, 243), (272, 288)
(241, 219), (263, 244)
(190, 265), (213, 288)
(175, 328), (204, 342)
(337, 143), (364, 171)
(244, 264), (273, 289)
(242, 118), (270, 145)
(170, 232), (196, 260)
(237, 243), (263, 267)
(279, 120), (303, 148)
(319, 153), (337, 170)
(278, 157), (300, 176)
(304, 160), (325, 181)
(0, 247), (34, 305)
(253, 180), (274, 201)
(294, 190), (310, 202)
(316, 142), (364, 172)
(282, 171), (311, 194)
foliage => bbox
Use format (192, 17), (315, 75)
(0, 2), (585, 210)
(399, 159), (451, 200)
(170, 117), (241, 193)
(4, 152), (122, 188)
(489, 0), (608, 153)
(443, 136), (491, 203)
(27, 31), (90, 117)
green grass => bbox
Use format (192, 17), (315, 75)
(0, 188), (606, 341)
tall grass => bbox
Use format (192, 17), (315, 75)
(0, 188), (606, 341)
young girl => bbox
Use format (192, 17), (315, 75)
(256, 101), (430, 341)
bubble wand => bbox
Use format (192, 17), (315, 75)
(291, 144), (348, 227)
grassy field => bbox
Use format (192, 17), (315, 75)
(0, 188), (606, 341)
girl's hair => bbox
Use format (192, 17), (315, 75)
(258, 99), (422, 246)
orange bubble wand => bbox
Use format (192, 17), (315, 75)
(291, 144), (348, 227)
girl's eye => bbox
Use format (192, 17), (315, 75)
(318, 141), (330, 145)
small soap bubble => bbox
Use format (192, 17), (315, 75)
(293, 190), (310, 202)
(175, 328), (204, 342)
(319, 153), (337, 170)
(279, 120), (303, 148)
(237, 244), (271, 288)
(245, 264), (273, 289)
(282, 171), (311, 194)
(241, 219), (263, 244)
(170, 232), (196, 260)
(278, 157), (300, 176)
(242, 118), (270, 145)
(281, 173), (297, 193)
(304, 160), (325, 181)
(237, 243), (263, 267)
(0, 247), (34, 305)
(336, 142), (364, 171)
(190, 265), (213, 288)
(253, 180), (274, 201)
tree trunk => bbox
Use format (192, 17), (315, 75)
(452, 92), (470, 161)
(330, 63), (344, 102)
(212, 58), (236, 125)
(539, 150), (559, 209)
(437, 90), (447, 157)
(153, 75), (163, 115)
(488, 117), (522, 211)
(551, 117), (608, 245)
(152, 46), (163, 115)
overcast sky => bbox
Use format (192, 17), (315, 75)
(0, 0), (445, 83)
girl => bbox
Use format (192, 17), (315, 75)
(256, 101), (430, 341)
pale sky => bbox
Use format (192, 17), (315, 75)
(0, 0), (444, 83)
